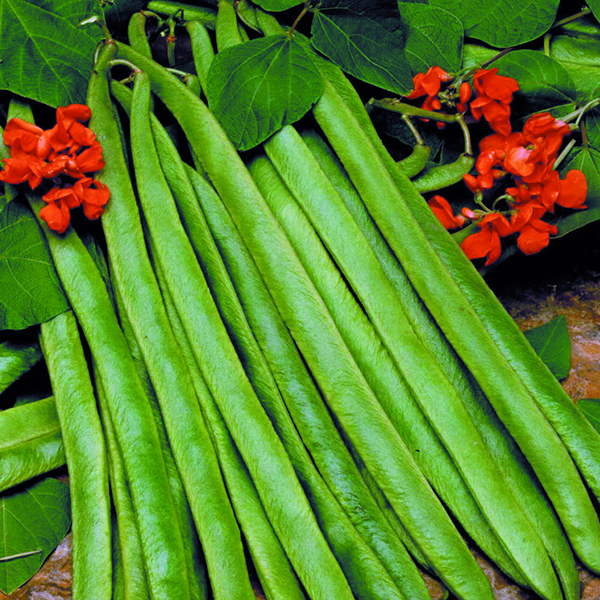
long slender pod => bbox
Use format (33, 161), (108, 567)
(0, 398), (65, 493)
(262, 118), (559, 598)
(128, 66), (354, 600)
(112, 280), (208, 600)
(183, 161), (429, 569)
(247, 152), (536, 590)
(87, 45), (252, 600)
(292, 34), (600, 571)
(40, 311), (112, 600)
(112, 73), (427, 600)
(12, 95), (191, 600)
(178, 157), (430, 600)
(300, 126), (579, 600)
(128, 12), (152, 58)
(113, 40), (494, 600)
(148, 235), (307, 600)
(185, 20), (214, 94)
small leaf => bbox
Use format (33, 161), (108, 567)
(0, 478), (71, 595)
(493, 50), (576, 121)
(311, 0), (413, 95)
(0, 339), (42, 395)
(578, 398), (600, 433)
(586, 0), (600, 23)
(0, 0), (104, 107)
(429, 0), (560, 48)
(207, 35), (323, 151)
(250, 0), (302, 10)
(398, 3), (463, 74)
(0, 199), (70, 331)
(549, 146), (600, 237)
(523, 315), (571, 380)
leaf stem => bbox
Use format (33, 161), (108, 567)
(553, 138), (577, 171)
(553, 8), (592, 29)
(0, 549), (42, 562)
(288, 5), (309, 37)
(456, 113), (472, 155)
(369, 98), (458, 123)
(402, 115), (425, 146)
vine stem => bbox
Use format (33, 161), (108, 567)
(0, 549), (42, 562)
(368, 98), (458, 123)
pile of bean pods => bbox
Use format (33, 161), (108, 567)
(3, 3), (600, 599)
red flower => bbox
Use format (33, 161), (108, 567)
(511, 203), (557, 255)
(407, 66), (451, 99)
(457, 82), (472, 113)
(39, 200), (71, 234)
(470, 68), (519, 135)
(556, 169), (587, 210)
(461, 212), (513, 265)
(74, 177), (110, 220)
(428, 195), (465, 230)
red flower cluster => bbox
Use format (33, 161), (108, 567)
(0, 105), (109, 234)
(470, 68), (519, 136)
(429, 111), (587, 265)
(406, 66), (453, 113)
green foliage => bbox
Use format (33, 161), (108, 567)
(0, 0), (103, 107)
(493, 50), (576, 120)
(0, 477), (71, 595)
(251, 0), (301, 11)
(0, 339), (41, 395)
(430, 0), (560, 48)
(578, 398), (600, 433)
(551, 147), (600, 237)
(523, 315), (571, 380)
(0, 200), (69, 331)
(207, 34), (323, 151)
(311, 0), (413, 95)
(398, 3), (463, 74)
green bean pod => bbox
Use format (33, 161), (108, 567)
(397, 144), (431, 178)
(0, 397), (65, 493)
(300, 126), (580, 600)
(95, 373), (149, 600)
(411, 153), (475, 193)
(149, 237), (306, 600)
(88, 49), (248, 600)
(299, 38), (600, 572)
(128, 66), (352, 600)
(263, 123), (559, 598)
(127, 12), (152, 58)
(112, 40), (495, 600)
(146, 0), (217, 28)
(40, 311), (112, 600)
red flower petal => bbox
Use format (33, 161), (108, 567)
(556, 170), (587, 209)
(428, 195), (465, 230)
(40, 200), (71, 234)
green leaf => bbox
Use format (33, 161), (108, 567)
(0, 339), (41, 395)
(523, 315), (571, 380)
(493, 50), (577, 121)
(586, 0), (600, 23)
(549, 146), (600, 237)
(0, 0), (103, 108)
(311, 1), (413, 95)
(0, 199), (69, 331)
(206, 34), (323, 152)
(250, 0), (301, 10)
(578, 398), (600, 433)
(550, 31), (600, 100)
(103, 0), (146, 32)
(0, 477), (71, 595)
(429, 0), (560, 48)
(398, 3), (463, 74)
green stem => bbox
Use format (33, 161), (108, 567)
(369, 98), (458, 123)
(456, 113), (472, 156)
(553, 138), (577, 171)
(402, 115), (425, 146)
(553, 8), (592, 29)
(0, 549), (42, 562)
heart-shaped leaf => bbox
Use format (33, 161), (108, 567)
(493, 50), (577, 122)
(578, 398), (600, 433)
(311, 0), (413, 95)
(429, 0), (560, 48)
(550, 146), (600, 237)
(523, 315), (571, 380)
(0, 199), (69, 331)
(398, 3), (463, 74)
(0, 477), (71, 595)
(0, 0), (104, 107)
(0, 339), (42, 395)
(207, 34), (323, 151)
